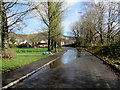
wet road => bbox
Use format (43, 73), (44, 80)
(11, 48), (120, 88)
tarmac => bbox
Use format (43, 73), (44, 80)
(11, 48), (120, 88)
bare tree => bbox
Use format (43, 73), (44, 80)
(106, 2), (120, 42)
(72, 5), (98, 46)
(93, 2), (105, 44)
(72, 2), (120, 46)
(1, 0), (37, 58)
(72, 21), (83, 46)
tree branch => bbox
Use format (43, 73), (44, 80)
(7, 6), (37, 19)
(6, 0), (18, 10)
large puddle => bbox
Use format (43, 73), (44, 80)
(50, 48), (80, 69)
(24, 48), (80, 80)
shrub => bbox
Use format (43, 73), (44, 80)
(9, 44), (16, 48)
(96, 41), (120, 59)
(17, 43), (30, 48)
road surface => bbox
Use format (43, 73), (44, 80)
(11, 48), (120, 88)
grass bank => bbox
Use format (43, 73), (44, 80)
(1, 47), (64, 73)
(77, 41), (120, 70)
(16, 48), (47, 54)
(2, 55), (49, 73)
(1, 48), (49, 73)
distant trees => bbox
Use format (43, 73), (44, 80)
(72, 21), (82, 46)
(72, 2), (120, 46)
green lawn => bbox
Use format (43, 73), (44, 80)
(16, 48), (48, 54)
(1, 48), (50, 73)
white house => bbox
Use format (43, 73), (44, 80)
(19, 40), (28, 44)
(14, 39), (29, 45)
(39, 40), (48, 47)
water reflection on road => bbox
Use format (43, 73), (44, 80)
(36, 47), (81, 71)
(24, 48), (79, 80)
(50, 48), (79, 69)
(12, 47), (120, 88)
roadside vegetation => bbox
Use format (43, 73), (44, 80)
(1, 48), (50, 73)
(72, 2), (120, 70)
(2, 54), (50, 73)
(16, 48), (47, 54)
(80, 41), (120, 70)
(1, 47), (64, 73)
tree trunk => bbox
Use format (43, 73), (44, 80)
(99, 33), (104, 44)
(111, 36), (114, 42)
(107, 32), (111, 42)
(47, 29), (51, 51)
(98, 21), (104, 44)
(1, 2), (12, 58)
(51, 38), (54, 50)
(0, 1), (2, 50)
(54, 41), (57, 52)
(47, 1), (51, 51)
(107, 4), (111, 42)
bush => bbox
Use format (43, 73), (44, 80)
(17, 43), (30, 48)
(96, 41), (120, 59)
(9, 44), (16, 48)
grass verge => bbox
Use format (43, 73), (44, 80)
(16, 48), (47, 54)
(1, 47), (64, 73)
(1, 48), (50, 73)
(1, 55), (50, 73)
(76, 41), (120, 71)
